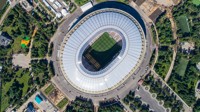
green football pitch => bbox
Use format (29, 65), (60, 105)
(192, 0), (200, 5)
(91, 32), (116, 52)
(83, 32), (122, 70)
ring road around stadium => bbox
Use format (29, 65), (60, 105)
(59, 5), (146, 94)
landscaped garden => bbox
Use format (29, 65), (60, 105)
(143, 74), (183, 112)
(168, 0), (200, 108)
(0, 4), (57, 111)
(154, 12), (174, 79)
(57, 98), (68, 109)
(44, 84), (55, 95)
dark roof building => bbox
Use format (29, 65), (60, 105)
(149, 8), (164, 22)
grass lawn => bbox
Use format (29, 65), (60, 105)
(44, 84), (55, 95)
(95, 0), (106, 3)
(57, 98), (68, 109)
(178, 15), (190, 33)
(91, 32), (116, 52)
(85, 32), (122, 69)
(1, 78), (14, 112)
(74, 0), (89, 6)
(175, 57), (189, 76)
(17, 71), (31, 96)
(1, 96), (10, 112)
(192, 0), (200, 5)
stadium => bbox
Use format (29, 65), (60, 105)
(59, 2), (146, 94)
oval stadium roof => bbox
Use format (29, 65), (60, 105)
(59, 8), (146, 94)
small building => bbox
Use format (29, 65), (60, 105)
(197, 62), (200, 72)
(0, 34), (12, 47)
(80, 2), (93, 12)
(195, 81), (200, 98)
(0, 66), (2, 72)
(26, 102), (36, 112)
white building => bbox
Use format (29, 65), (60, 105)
(80, 2), (93, 12)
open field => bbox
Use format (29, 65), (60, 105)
(175, 57), (189, 76)
(74, 0), (89, 6)
(91, 32), (116, 52)
(192, 0), (200, 5)
(57, 98), (68, 109)
(85, 32), (122, 69)
(177, 15), (190, 33)
(44, 84), (55, 95)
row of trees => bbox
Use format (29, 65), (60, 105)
(123, 91), (151, 112)
(0, 4), (57, 111)
(154, 12), (174, 79)
(99, 99), (124, 112)
(143, 74), (183, 112)
(66, 97), (94, 112)
(154, 46), (173, 78)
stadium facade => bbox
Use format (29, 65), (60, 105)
(59, 2), (146, 94)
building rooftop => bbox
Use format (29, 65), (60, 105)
(60, 8), (146, 93)
(0, 34), (12, 47)
(80, 2), (93, 12)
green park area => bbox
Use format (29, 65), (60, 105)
(168, 0), (200, 107)
(177, 15), (190, 33)
(1, 69), (32, 112)
(66, 97), (94, 112)
(192, 0), (200, 5)
(74, 0), (90, 6)
(0, 4), (57, 111)
(57, 98), (68, 109)
(143, 75), (183, 111)
(155, 13), (173, 45)
(175, 57), (189, 76)
(154, 46), (173, 79)
(44, 84), (55, 95)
